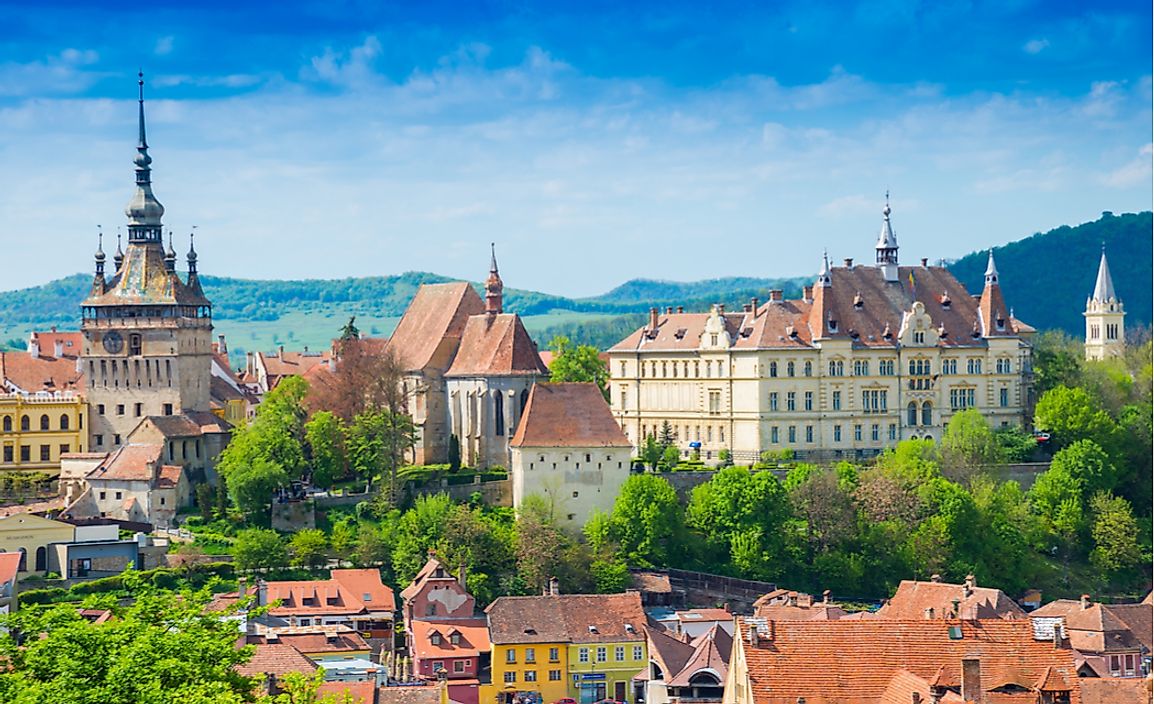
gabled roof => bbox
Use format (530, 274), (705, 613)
(664, 623), (731, 687)
(386, 283), (484, 373)
(400, 557), (468, 602)
(330, 568), (397, 613)
(873, 579), (1025, 621)
(444, 313), (548, 378)
(263, 570), (396, 617)
(510, 383), (630, 449)
(736, 617), (1082, 704)
(86, 443), (164, 482)
(257, 350), (332, 381)
(235, 642), (318, 679)
(646, 624), (695, 682)
(486, 592), (646, 645)
(1080, 677), (1152, 704)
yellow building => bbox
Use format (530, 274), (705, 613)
(0, 513), (75, 573)
(0, 394), (88, 475)
(486, 590), (647, 704)
(609, 204), (1035, 465)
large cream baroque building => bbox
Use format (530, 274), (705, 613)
(608, 202), (1036, 463)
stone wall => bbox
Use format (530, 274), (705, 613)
(409, 477), (512, 507)
(271, 498), (316, 532)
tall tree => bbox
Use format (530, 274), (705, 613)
(305, 411), (346, 489)
(1088, 492), (1143, 579)
(1034, 385), (1121, 456)
(608, 474), (685, 567)
(307, 335), (406, 422)
(547, 336), (609, 394)
(233, 528), (289, 572)
(940, 409), (1002, 483)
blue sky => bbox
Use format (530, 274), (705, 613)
(0, 0), (1150, 296)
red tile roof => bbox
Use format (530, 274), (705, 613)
(873, 579), (1025, 621)
(444, 313), (548, 378)
(486, 592), (646, 645)
(0, 552), (21, 584)
(0, 351), (85, 394)
(317, 681), (378, 704)
(86, 443), (164, 482)
(251, 630), (370, 654)
(330, 568), (398, 613)
(736, 617), (1080, 704)
(258, 350), (332, 381)
(510, 383), (630, 449)
(664, 623), (731, 688)
(263, 570), (396, 618)
(1080, 677), (1152, 704)
(411, 617), (491, 660)
(387, 283), (484, 373)
(235, 642), (318, 679)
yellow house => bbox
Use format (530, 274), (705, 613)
(0, 513), (75, 573)
(486, 590), (647, 704)
(0, 394), (88, 476)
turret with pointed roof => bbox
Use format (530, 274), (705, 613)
(875, 194), (899, 282)
(978, 250), (1011, 337)
(484, 242), (504, 316)
(1084, 245), (1125, 360)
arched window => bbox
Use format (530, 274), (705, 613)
(769, 361), (777, 378)
(804, 361), (812, 377)
(787, 361), (795, 377)
(20, 416), (29, 432)
(921, 402), (933, 427)
(494, 392), (505, 437)
(59, 414), (69, 430)
(34, 546), (46, 572)
(907, 402), (918, 427)
(39, 415), (49, 431)
(2, 417), (9, 432)
(17, 548), (26, 572)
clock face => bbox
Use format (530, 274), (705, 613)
(103, 331), (124, 354)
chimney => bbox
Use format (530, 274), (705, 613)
(802, 285), (813, 303)
(717, 304), (725, 314)
(788, 591), (797, 607)
(28, 336), (39, 359)
(747, 624), (758, 644)
(751, 297), (759, 313)
(246, 351), (255, 376)
(844, 258), (853, 267)
(950, 599), (961, 618)
(911, 693), (922, 704)
(54, 340), (64, 358)
(649, 307), (660, 331)
(766, 620), (775, 642)
(930, 573), (942, 583)
(1052, 623), (1063, 648)
(666, 307), (673, 315)
(257, 579), (268, 607)
(924, 607), (935, 620)
(961, 657), (982, 704)
(822, 589), (830, 604)
(920, 257), (928, 267)
(218, 335), (228, 355)
(458, 563), (467, 587)
(769, 289), (783, 302)
(1080, 594), (1090, 609)
(963, 574), (975, 597)
(548, 576), (559, 596)
(278, 345), (285, 358)
(676, 306), (684, 313)
(742, 304), (751, 312)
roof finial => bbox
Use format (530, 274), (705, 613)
(817, 249), (832, 287)
(490, 241), (498, 273)
(485, 243), (503, 315)
(884, 189), (891, 218)
(126, 71), (164, 242)
(984, 249), (998, 285)
(187, 226), (198, 273)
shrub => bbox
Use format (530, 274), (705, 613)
(17, 588), (69, 606)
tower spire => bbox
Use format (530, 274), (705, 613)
(187, 227), (198, 274)
(94, 226), (106, 275)
(984, 249), (998, 286)
(875, 193), (899, 282)
(485, 242), (504, 316)
(1091, 244), (1117, 302)
(817, 249), (832, 287)
(125, 71), (165, 243)
(114, 229), (124, 270)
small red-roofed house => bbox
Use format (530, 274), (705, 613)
(0, 552), (22, 614)
(509, 382), (632, 531)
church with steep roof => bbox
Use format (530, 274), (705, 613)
(608, 198), (1036, 464)
(386, 246), (548, 468)
(1084, 246), (1125, 361)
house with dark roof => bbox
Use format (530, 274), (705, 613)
(607, 200), (1036, 465)
(387, 246), (547, 468)
(509, 382), (632, 530)
(644, 622), (731, 704)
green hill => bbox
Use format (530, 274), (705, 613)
(947, 211), (1152, 335)
(0, 212), (1148, 358)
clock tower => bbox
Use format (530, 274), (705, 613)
(81, 74), (213, 452)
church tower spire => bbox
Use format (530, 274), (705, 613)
(485, 242), (504, 316)
(125, 71), (165, 243)
(1084, 245), (1125, 361)
(875, 192), (899, 282)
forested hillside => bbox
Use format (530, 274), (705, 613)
(0, 212), (1148, 355)
(948, 211), (1152, 335)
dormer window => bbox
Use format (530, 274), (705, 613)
(913, 331), (925, 344)
(431, 632), (442, 646)
(995, 317), (1006, 331)
(853, 292), (863, 309)
(828, 318), (838, 332)
(940, 292), (952, 309)
(450, 632), (461, 645)
(674, 328), (687, 340)
(710, 334), (718, 346)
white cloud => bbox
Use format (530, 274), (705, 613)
(818, 194), (876, 217)
(1100, 143), (1154, 188)
(1023, 38), (1049, 54)
(0, 49), (102, 97)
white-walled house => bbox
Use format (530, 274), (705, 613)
(509, 382), (632, 530)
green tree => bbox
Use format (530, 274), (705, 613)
(226, 453), (290, 518)
(290, 529), (330, 569)
(233, 528), (288, 572)
(940, 409), (1001, 482)
(0, 577), (256, 703)
(547, 336), (609, 394)
(1034, 385), (1121, 456)
(640, 435), (662, 471)
(305, 411), (346, 489)
(608, 474), (684, 567)
(353, 524), (392, 569)
(1031, 330), (1084, 395)
(196, 483), (215, 522)
(658, 421), (676, 448)
(448, 434), (462, 472)
(660, 445), (680, 471)
(1088, 492), (1143, 578)
(330, 518), (359, 556)
(516, 495), (566, 593)
(1049, 440), (1117, 497)
(688, 467), (790, 577)
(346, 409), (417, 499)
(391, 494), (455, 583)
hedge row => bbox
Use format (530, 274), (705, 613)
(18, 562), (235, 606)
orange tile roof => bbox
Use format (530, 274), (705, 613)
(154, 465), (184, 489)
(258, 350), (332, 380)
(0, 351), (85, 393)
(665, 623), (731, 687)
(252, 631), (370, 654)
(486, 592), (646, 645)
(330, 568), (398, 612)
(317, 681), (378, 704)
(873, 579), (1025, 621)
(0, 552), (21, 584)
(444, 313), (548, 378)
(1079, 677), (1152, 704)
(736, 617), (1080, 704)
(264, 570), (395, 618)
(411, 617), (490, 659)
(387, 283), (484, 373)
(235, 642), (318, 679)
(401, 557), (456, 601)
(86, 443), (164, 482)
(510, 383), (630, 448)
